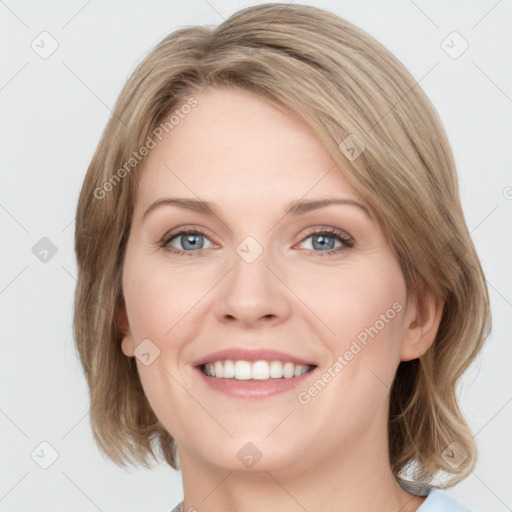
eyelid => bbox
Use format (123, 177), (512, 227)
(299, 225), (353, 242)
(160, 225), (211, 244)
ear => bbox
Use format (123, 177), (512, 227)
(118, 305), (135, 357)
(400, 285), (444, 361)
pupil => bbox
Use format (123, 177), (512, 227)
(182, 234), (203, 250)
(313, 235), (334, 250)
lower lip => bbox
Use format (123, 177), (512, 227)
(195, 367), (317, 399)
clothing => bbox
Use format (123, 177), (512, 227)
(418, 487), (472, 511)
(171, 486), (471, 511)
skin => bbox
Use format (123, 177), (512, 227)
(119, 87), (444, 512)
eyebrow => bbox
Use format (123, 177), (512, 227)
(142, 197), (372, 221)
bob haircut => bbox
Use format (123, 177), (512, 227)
(73, 2), (491, 487)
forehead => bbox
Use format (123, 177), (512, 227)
(135, 87), (362, 211)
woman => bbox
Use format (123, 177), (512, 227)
(73, 4), (491, 511)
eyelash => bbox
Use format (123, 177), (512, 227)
(159, 226), (354, 257)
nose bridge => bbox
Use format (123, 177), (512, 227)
(214, 232), (290, 325)
(231, 233), (276, 302)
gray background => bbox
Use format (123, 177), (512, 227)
(1, 0), (511, 510)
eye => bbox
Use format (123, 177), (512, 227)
(298, 227), (354, 256)
(159, 226), (354, 257)
(160, 228), (213, 256)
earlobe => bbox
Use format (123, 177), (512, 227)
(121, 335), (135, 357)
(400, 287), (444, 361)
(118, 305), (135, 357)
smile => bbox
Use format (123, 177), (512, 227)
(201, 360), (316, 380)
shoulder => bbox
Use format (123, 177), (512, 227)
(418, 487), (472, 511)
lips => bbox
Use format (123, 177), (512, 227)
(191, 348), (318, 398)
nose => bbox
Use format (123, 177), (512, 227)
(214, 242), (292, 328)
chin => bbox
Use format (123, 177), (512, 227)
(193, 435), (307, 474)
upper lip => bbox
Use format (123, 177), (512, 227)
(192, 348), (317, 367)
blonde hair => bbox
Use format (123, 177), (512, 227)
(73, 2), (491, 487)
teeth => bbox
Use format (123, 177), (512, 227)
(269, 360), (283, 378)
(249, 360), (268, 380)
(202, 360), (312, 380)
(235, 360), (252, 380)
(224, 360), (235, 378)
(283, 362), (295, 379)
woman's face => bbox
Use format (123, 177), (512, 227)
(120, 86), (422, 474)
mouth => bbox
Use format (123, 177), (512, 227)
(199, 360), (317, 380)
(191, 347), (318, 398)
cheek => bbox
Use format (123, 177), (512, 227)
(295, 257), (408, 420)
(292, 261), (407, 441)
(121, 255), (206, 434)
(296, 256), (407, 350)
(122, 254), (216, 342)
(121, 254), (218, 417)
